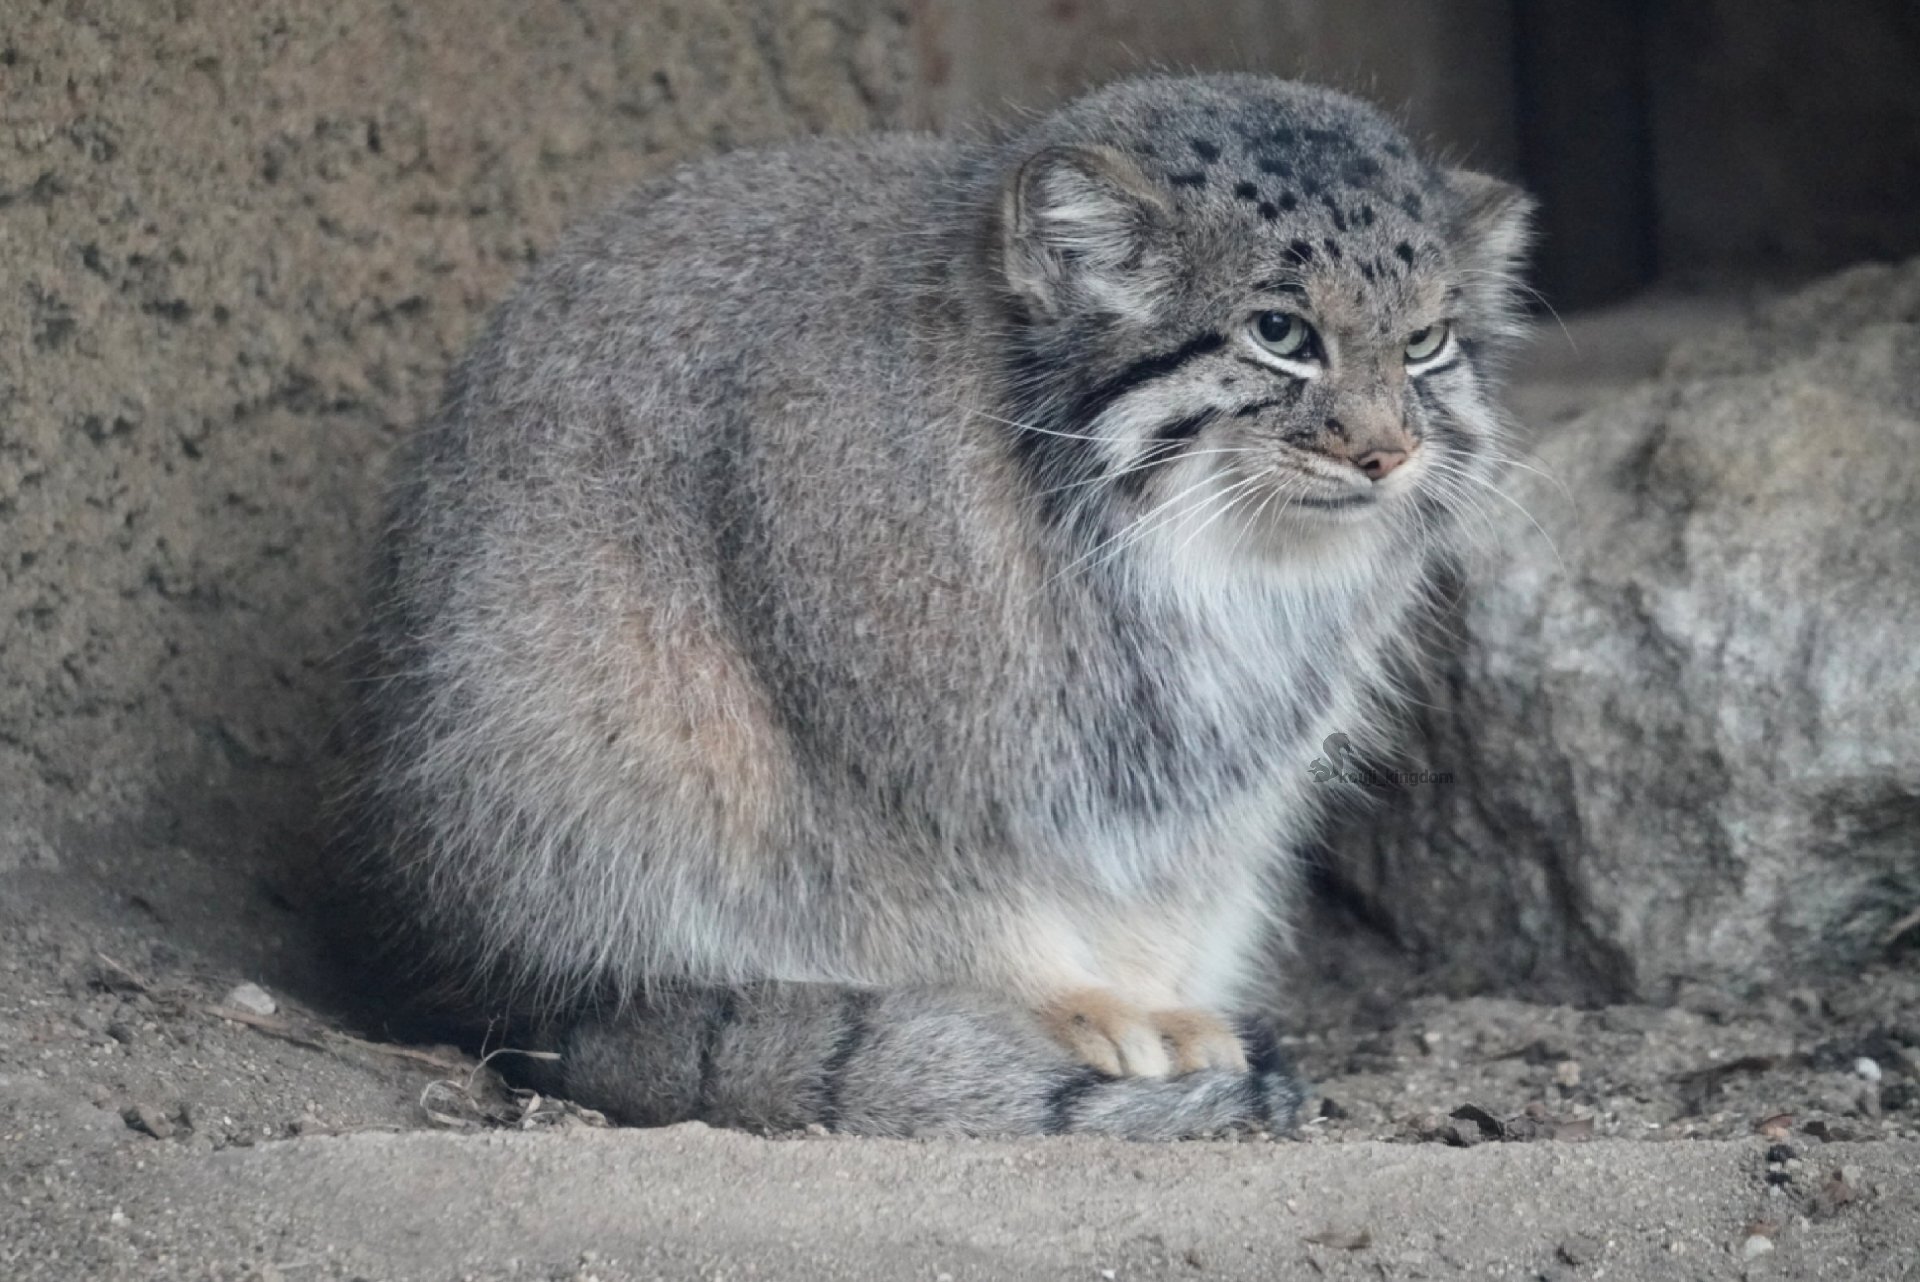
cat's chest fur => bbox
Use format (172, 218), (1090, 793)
(1026, 535), (1402, 882)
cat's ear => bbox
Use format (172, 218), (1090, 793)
(1444, 169), (1534, 337)
(1445, 168), (1533, 279)
(1001, 144), (1169, 319)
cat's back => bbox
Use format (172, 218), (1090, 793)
(386, 131), (986, 616)
(481, 133), (967, 407)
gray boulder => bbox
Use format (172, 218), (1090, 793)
(1326, 259), (1920, 1004)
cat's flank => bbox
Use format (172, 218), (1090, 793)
(337, 74), (1530, 1138)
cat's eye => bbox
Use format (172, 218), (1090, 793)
(1251, 311), (1317, 361)
(1405, 322), (1453, 367)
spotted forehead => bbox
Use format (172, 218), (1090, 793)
(1134, 107), (1456, 335)
(1137, 102), (1449, 280)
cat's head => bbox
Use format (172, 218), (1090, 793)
(993, 75), (1532, 574)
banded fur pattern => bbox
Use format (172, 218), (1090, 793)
(555, 984), (1302, 1140)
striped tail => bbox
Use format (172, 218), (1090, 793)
(548, 982), (1303, 1140)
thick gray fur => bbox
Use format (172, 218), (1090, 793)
(553, 984), (1302, 1139)
(337, 74), (1531, 1139)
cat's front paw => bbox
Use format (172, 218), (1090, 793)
(1149, 1007), (1249, 1074)
(1037, 988), (1172, 1077)
(1036, 991), (1250, 1076)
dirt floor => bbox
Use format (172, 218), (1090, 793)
(4, 298), (1918, 1280)
(4, 853), (1918, 1280)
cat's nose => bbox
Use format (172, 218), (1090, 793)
(1354, 448), (1408, 480)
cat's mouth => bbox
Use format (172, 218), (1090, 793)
(1289, 491), (1374, 510)
(1267, 447), (1423, 519)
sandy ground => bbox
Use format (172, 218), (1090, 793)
(4, 904), (1916, 1282)
(5, 300), (1918, 1279)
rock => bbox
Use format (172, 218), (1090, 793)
(123, 1104), (175, 1140)
(222, 982), (278, 1017)
(1741, 1234), (1775, 1261)
(1327, 259), (1920, 1003)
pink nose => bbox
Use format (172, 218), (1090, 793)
(1355, 448), (1408, 480)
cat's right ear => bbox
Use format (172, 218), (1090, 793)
(1001, 144), (1168, 320)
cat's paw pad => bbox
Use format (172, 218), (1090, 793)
(1149, 1008), (1248, 1074)
(1037, 988), (1171, 1077)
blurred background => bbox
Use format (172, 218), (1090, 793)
(911, 0), (1920, 308)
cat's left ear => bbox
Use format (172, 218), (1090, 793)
(1445, 169), (1534, 278)
(1444, 169), (1534, 335)
(1001, 144), (1169, 320)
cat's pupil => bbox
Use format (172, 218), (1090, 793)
(1410, 327), (1431, 346)
(1258, 312), (1296, 345)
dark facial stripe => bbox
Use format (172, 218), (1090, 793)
(1150, 409), (1217, 446)
(1116, 408), (1222, 497)
(1425, 417), (1479, 458)
(1410, 379), (1473, 449)
(1069, 331), (1225, 429)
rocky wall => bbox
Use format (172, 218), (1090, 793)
(0, 2), (910, 948)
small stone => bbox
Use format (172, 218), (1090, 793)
(1555, 1233), (1602, 1267)
(1853, 1057), (1883, 1083)
(223, 982), (277, 1016)
(107, 1020), (136, 1044)
(1742, 1234), (1775, 1260)
(122, 1104), (174, 1139)
(1553, 1059), (1582, 1088)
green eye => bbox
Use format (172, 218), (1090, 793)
(1252, 311), (1316, 360)
(1405, 322), (1452, 366)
